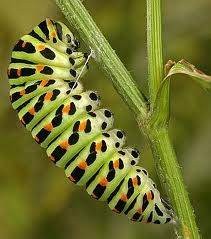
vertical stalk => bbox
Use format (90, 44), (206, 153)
(146, 1), (200, 238)
(147, 0), (164, 105)
(148, 128), (200, 239)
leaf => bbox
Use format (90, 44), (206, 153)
(150, 59), (211, 128)
(164, 59), (211, 90)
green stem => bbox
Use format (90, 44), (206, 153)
(147, 0), (164, 105)
(55, 0), (148, 121)
(147, 128), (200, 239)
(146, 1), (200, 238)
(55, 0), (200, 238)
(147, 0), (170, 126)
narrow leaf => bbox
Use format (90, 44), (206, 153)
(165, 59), (211, 90)
(151, 59), (211, 127)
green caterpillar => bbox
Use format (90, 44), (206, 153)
(8, 18), (173, 224)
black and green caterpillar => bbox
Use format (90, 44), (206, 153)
(8, 18), (173, 224)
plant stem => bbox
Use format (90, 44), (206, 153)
(146, 0), (169, 126)
(148, 128), (200, 239)
(55, 0), (200, 238)
(147, 0), (164, 105)
(146, 1), (200, 238)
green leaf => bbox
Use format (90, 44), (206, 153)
(150, 59), (211, 128)
(164, 59), (211, 90)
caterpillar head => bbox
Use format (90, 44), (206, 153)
(55, 21), (80, 50)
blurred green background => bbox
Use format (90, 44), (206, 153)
(1, 0), (211, 238)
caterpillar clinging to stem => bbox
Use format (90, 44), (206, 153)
(8, 18), (173, 224)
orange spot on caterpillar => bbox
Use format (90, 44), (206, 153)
(40, 79), (49, 87)
(99, 177), (108, 186)
(113, 160), (119, 169)
(51, 31), (57, 38)
(17, 69), (21, 77)
(147, 191), (153, 201)
(95, 142), (102, 151)
(120, 194), (128, 202)
(36, 64), (45, 72)
(60, 140), (69, 150)
(44, 92), (53, 101)
(29, 107), (36, 115)
(36, 44), (46, 51)
(132, 177), (138, 186)
(78, 161), (87, 170)
(20, 90), (25, 96)
(44, 123), (53, 132)
(79, 120), (87, 131)
(62, 104), (70, 115)
(137, 208), (142, 214)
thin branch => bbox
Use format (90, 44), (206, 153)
(146, 0), (170, 127)
(146, 1), (200, 238)
(147, 0), (165, 105)
(148, 128), (200, 239)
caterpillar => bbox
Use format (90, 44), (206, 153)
(8, 18), (173, 224)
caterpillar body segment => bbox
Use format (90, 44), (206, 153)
(65, 129), (126, 186)
(47, 108), (115, 168)
(32, 89), (100, 148)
